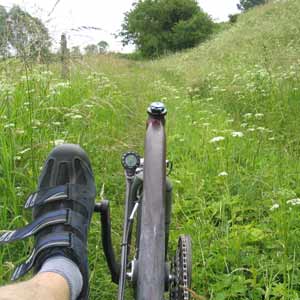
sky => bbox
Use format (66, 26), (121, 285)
(1, 0), (240, 53)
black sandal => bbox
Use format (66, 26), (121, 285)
(0, 144), (96, 300)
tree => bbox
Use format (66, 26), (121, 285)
(84, 44), (98, 55)
(237, 0), (266, 11)
(0, 5), (8, 57)
(120, 0), (215, 58)
(70, 46), (81, 56)
(97, 40), (109, 54)
(228, 14), (238, 24)
(7, 5), (51, 60)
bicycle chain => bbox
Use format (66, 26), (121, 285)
(170, 235), (190, 300)
(180, 235), (189, 300)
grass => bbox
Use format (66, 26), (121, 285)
(1, 0), (300, 299)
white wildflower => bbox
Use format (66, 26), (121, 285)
(247, 128), (255, 132)
(33, 120), (41, 126)
(54, 139), (65, 146)
(255, 113), (264, 119)
(231, 131), (244, 138)
(16, 129), (25, 135)
(241, 123), (248, 128)
(52, 121), (62, 126)
(218, 171), (228, 177)
(55, 82), (70, 88)
(71, 115), (83, 119)
(270, 203), (280, 211)
(243, 113), (252, 119)
(4, 123), (15, 128)
(210, 136), (225, 143)
(286, 198), (300, 206)
(257, 127), (265, 131)
(19, 148), (31, 155)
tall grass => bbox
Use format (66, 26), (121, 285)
(1, 0), (300, 299)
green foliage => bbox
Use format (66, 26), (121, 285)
(120, 0), (215, 58)
(0, 5), (8, 57)
(97, 41), (109, 54)
(228, 13), (239, 23)
(7, 5), (51, 61)
(84, 41), (109, 55)
(237, 0), (266, 11)
(70, 46), (81, 58)
(84, 44), (98, 55)
(0, 5), (51, 61)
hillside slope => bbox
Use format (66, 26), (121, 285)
(1, 0), (300, 299)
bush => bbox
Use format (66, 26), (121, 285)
(237, 0), (267, 11)
(120, 0), (215, 58)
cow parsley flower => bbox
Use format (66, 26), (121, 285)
(210, 136), (225, 143)
(286, 198), (300, 206)
(270, 203), (280, 211)
(231, 131), (244, 138)
(218, 171), (228, 177)
(54, 139), (65, 146)
(255, 113), (264, 119)
(243, 113), (252, 119)
(71, 114), (83, 119)
(19, 148), (31, 155)
(4, 123), (15, 128)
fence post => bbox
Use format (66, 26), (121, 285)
(60, 33), (69, 79)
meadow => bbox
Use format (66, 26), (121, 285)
(1, 0), (300, 299)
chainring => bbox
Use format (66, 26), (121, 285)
(170, 235), (192, 300)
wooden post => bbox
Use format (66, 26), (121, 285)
(60, 33), (69, 79)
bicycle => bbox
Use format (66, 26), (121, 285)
(95, 102), (192, 300)
(0, 102), (192, 300)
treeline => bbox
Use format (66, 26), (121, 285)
(0, 5), (110, 63)
(0, 5), (51, 61)
(0, 0), (268, 62)
(119, 0), (268, 58)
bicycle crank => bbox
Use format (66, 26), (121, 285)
(170, 235), (192, 300)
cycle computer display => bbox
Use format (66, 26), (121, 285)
(121, 152), (140, 173)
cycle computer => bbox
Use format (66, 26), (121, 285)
(121, 152), (140, 176)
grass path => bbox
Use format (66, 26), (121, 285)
(2, 1), (300, 298)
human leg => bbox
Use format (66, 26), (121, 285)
(0, 272), (69, 300)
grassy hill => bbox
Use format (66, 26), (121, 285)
(1, 0), (300, 299)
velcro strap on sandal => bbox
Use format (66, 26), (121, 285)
(24, 184), (94, 210)
(0, 209), (85, 244)
(11, 232), (84, 281)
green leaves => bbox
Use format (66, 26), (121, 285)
(120, 0), (215, 57)
(237, 0), (267, 11)
(0, 5), (51, 60)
